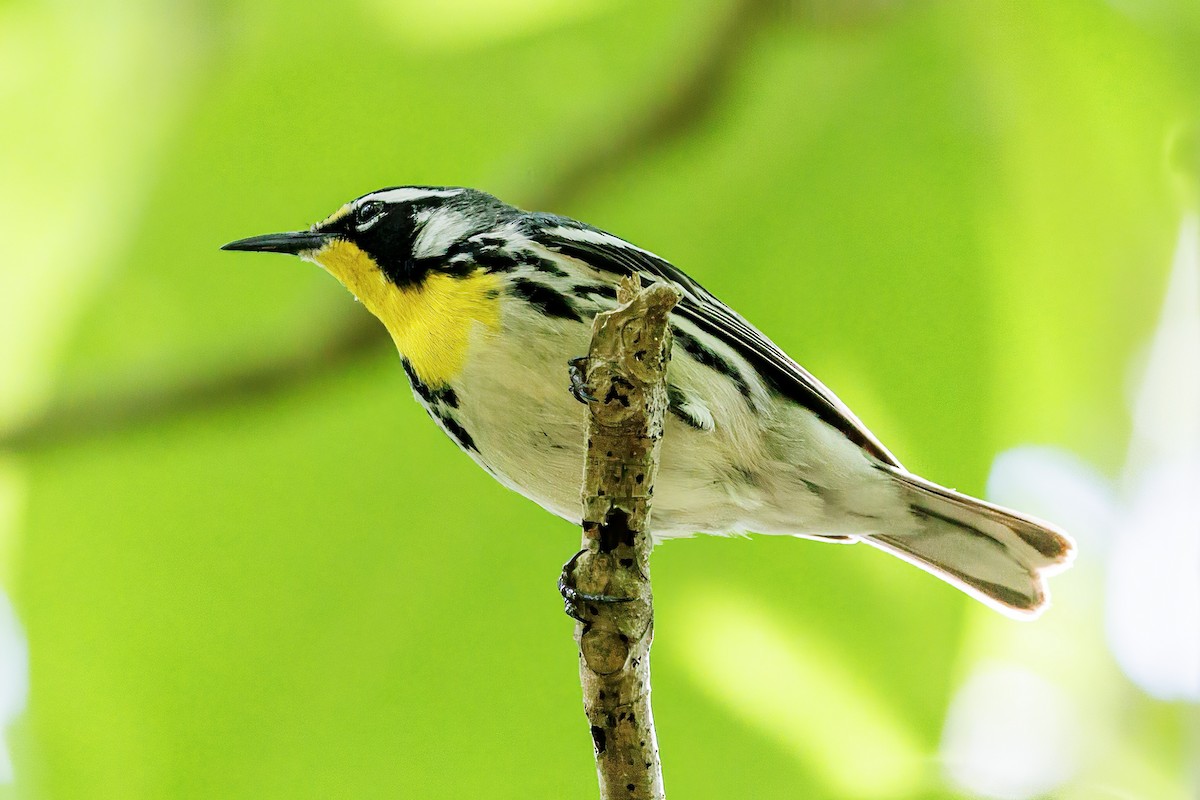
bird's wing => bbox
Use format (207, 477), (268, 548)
(525, 214), (901, 467)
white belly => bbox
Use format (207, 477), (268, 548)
(439, 303), (901, 540)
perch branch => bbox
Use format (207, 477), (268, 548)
(561, 275), (681, 800)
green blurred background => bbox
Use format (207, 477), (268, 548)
(2, 0), (1198, 797)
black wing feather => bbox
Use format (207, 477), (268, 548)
(525, 213), (901, 467)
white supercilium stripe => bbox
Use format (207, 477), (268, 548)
(366, 187), (464, 205)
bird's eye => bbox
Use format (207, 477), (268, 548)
(355, 201), (385, 227)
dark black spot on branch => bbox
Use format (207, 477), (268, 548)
(591, 725), (607, 755)
(598, 508), (636, 553)
(603, 376), (634, 408)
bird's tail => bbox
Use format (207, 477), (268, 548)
(864, 468), (1076, 618)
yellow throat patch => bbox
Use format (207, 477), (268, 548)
(308, 238), (500, 387)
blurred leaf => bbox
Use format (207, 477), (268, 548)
(0, 1), (202, 429)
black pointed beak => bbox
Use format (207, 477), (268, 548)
(220, 230), (332, 254)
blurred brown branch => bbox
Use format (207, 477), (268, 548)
(2, 317), (384, 451)
(560, 275), (679, 800)
(1, 0), (776, 454)
(534, 0), (776, 210)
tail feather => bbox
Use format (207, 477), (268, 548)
(865, 469), (1076, 618)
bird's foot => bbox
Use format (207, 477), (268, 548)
(558, 548), (633, 623)
(567, 356), (597, 404)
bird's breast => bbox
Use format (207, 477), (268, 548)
(310, 237), (503, 388)
(440, 302), (595, 519)
(378, 270), (502, 387)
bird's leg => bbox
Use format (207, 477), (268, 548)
(567, 356), (598, 404)
(558, 548), (634, 623)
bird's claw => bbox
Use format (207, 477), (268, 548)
(568, 356), (598, 404)
(558, 549), (632, 623)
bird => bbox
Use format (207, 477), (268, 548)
(222, 185), (1075, 618)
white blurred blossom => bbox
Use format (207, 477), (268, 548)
(940, 213), (1200, 797)
(1107, 214), (1200, 702)
(0, 590), (27, 783)
(941, 662), (1080, 800)
(0, 460), (28, 784)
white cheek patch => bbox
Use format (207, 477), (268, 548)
(413, 208), (476, 259)
(365, 187), (464, 205)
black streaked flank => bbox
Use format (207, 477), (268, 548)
(510, 278), (581, 321)
(402, 359), (459, 408)
(402, 360), (432, 404)
(436, 411), (478, 453)
(672, 327), (754, 402)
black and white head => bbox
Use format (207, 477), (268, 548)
(222, 186), (516, 289)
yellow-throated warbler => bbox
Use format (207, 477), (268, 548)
(223, 186), (1075, 618)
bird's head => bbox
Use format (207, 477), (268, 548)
(222, 185), (514, 384)
(222, 185), (512, 293)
